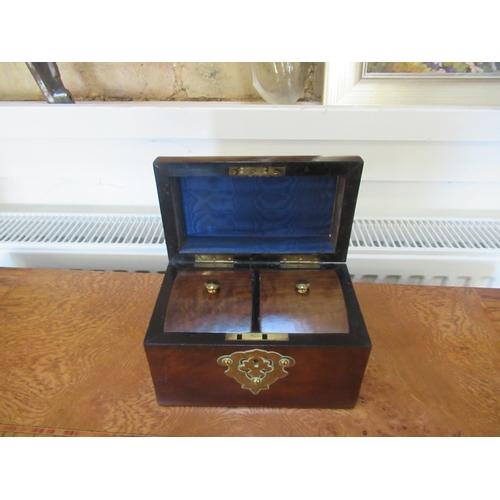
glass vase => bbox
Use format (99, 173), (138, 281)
(251, 62), (307, 104)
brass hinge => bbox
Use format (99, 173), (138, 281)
(229, 166), (285, 177)
(195, 254), (235, 268)
(280, 254), (321, 269)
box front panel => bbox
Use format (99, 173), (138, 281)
(146, 344), (370, 408)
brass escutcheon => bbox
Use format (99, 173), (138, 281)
(217, 349), (296, 395)
(205, 279), (220, 294)
(295, 279), (310, 294)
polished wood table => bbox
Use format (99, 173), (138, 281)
(1, 267), (499, 437)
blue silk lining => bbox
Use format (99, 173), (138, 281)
(179, 176), (336, 254)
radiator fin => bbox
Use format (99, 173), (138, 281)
(350, 219), (500, 250)
(1, 214), (499, 287)
(0, 214), (165, 245)
(1, 214), (499, 249)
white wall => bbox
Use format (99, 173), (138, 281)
(1, 102), (499, 218)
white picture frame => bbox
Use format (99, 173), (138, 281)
(323, 62), (500, 106)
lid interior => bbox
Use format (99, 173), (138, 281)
(179, 175), (337, 254)
(154, 157), (363, 262)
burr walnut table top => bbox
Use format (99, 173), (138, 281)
(1, 267), (499, 437)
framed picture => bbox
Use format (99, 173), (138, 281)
(323, 62), (500, 105)
(364, 62), (500, 78)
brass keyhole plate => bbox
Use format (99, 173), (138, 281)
(217, 349), (295, 395)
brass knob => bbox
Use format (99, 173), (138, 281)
(295, 279), (310, 294)
(205, 279), (220, 294)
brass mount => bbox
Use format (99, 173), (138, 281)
(295, 279), (310, 294)
(204, 279), (220, 294)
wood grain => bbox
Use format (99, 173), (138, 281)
(0, 268), (162, 436)
(260, 270), (349, 333)
(146, 344), (369, 408)
(0, 268), (31, 302)
(0, 424), (131, 437)
(475, 288), (500, 333)
(1, 268), (500, 436)
(354, 284), (500, 437)
(164, 270), (253, 333)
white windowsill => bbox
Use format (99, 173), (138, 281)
(1, 101), (500, 142)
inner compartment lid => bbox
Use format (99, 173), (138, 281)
(154, 156), (363, 263)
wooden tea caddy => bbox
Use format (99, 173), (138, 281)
(144, 156), (371, 408)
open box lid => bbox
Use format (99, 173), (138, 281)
(153, 156), (363, 265)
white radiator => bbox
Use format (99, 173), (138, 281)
(1, 213), (499, 287)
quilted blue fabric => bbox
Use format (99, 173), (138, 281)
(180, 176), (336, 253)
